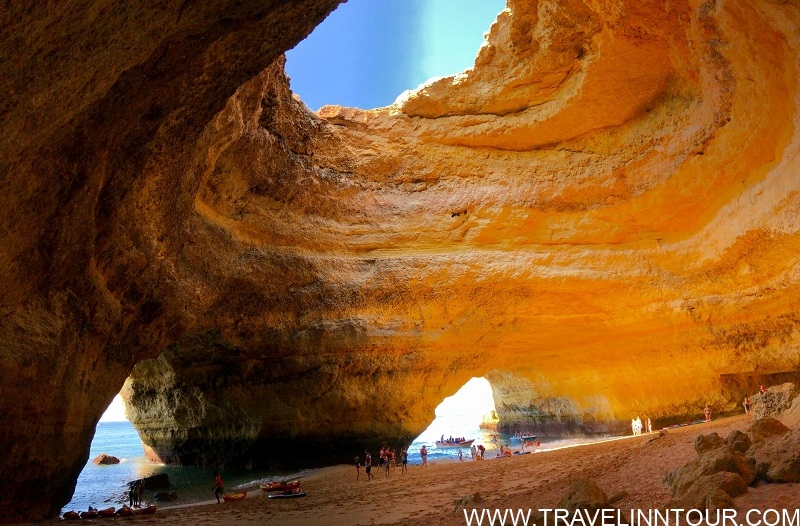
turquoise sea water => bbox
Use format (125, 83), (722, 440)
(62, 422), (297, 513)
(64, 419), (613, 514)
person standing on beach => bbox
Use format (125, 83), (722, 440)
(703, 405), (712, 422)
(354, 456), (360, 480)
(420, 445), (428, 467)
(744, 395), (751, 415)
(400, 447), (408, 474)
(470, 444), (477, 461)
(212, 471), (224, 503)
(364, 450), (373, 480)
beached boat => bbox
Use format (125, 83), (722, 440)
(61, 511), (80, 520)
(260, 480), (301, 492)
(434, 439), (474, 448)
(132, 504), (158, 515)
(115, 506), (134, 516)
(268, 489), (307, 499)
(80, 510), (99, 519)
(222, 492), (247, 502)
(97, 506), (116, 517)
(510, 435), (537, 442)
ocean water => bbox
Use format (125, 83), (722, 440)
(64, 418), (615, 514)
(62, 422), (296, 513)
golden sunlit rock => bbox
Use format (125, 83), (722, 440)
(1, 0), (799, 521)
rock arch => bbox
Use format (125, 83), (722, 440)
(2, 0), (800, 521)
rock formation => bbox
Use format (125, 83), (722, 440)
(1, 0), (800, 521)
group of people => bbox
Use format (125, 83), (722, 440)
(355, 447), (409, 480)
(127, 479), (144, 508)
(630, 416), (652, 435)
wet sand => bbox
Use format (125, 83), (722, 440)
(108, 414), (799, 526)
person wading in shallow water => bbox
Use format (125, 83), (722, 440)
(212, 472), (224, 503)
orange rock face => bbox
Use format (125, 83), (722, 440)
(1, 0), (799, 521)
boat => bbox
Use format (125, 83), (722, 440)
(132, 505), (158, 515)
(434, 439), (474, 448)
(97, 506), (116, 517)
(222, 492), (247, 502)
(268, 489), (307, 499)
(61, 511), (80, 520)
(260, 480), (301, 492)
(510, 434), (537, 442)
(80, 510), (99, 519)
(115, 506), (134, 516)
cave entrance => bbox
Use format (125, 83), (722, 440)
(285, 0), (506, 110)
(62, 394), (147, 513)
(409, 377), (498, 462)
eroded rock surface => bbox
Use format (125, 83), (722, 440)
(2, 0), (800, 521)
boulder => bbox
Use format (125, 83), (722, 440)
(536, 479), (628, 526)
(556, 478), (609, 512)
(664, 446), (755, 497)
(724, 430), (752, 455)
(92, 454), (120, 465)
(748, 429), (800, 483)
(751, 384), (799, 420)
(747, 417), (790, 444)
(153, 491), (178, 502)
(670, 472), (748, 509)
(128, 473), (171, 489)
(695, 433), (724, 454)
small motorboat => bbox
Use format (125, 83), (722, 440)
(222, 492), (247, 502)
(434, 439), (474, 448)
(260, 480), (301, 492)
(510, 434), (537, 442)
(61, 510), (80, 520)
(268, 489), (307, 499)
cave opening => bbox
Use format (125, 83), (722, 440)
(285, 0), (505, 111)
(408, 377), (500, 461)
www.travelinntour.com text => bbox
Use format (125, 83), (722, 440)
(462, 508), (800, 526)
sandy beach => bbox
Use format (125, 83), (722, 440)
(56, 414), (792, 526)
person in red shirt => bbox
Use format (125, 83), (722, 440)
(212, 472), (224, 503)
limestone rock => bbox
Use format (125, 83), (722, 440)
(695, 433), (725, 454)
(669, 472), (748, 510)
(752, 384), (800, 420)
(724, 430), (752, 456)
(747, 417), (790, 444)
(91, 454), (120, 465)
(665, 446), (755, 497)
(153, 491), (178, 502)
(556, 478), (609, 512)
(748, 429), (800, 483)
(2, 0), (800, 521)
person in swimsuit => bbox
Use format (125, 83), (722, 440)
(420, 445), (427, 467)
(354, 456), (360, 480)
(400, 447), (408, 474)
(703, 405), (712, 422)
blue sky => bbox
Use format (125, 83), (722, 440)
(285, 0), (506, 110)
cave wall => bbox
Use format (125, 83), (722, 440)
(1, 0), (800, 521)
(0, 1), (344, 521)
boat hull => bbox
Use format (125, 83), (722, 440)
(434, 439), (474, 448)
